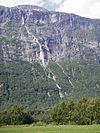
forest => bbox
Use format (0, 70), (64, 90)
(0, 97), (100, 125)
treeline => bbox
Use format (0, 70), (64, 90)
(0, 98), (100, 125)
(0, 106), (33, 125)
(0, 106), (50, 126)
(51, 98), (100, 125)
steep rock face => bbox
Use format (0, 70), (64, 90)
(0, 5), (100, 65)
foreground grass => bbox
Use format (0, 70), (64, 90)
(0, 125), (100, 133)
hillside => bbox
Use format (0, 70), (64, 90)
(0, 5), (100, 110)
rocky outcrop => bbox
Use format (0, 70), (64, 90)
(0, 5), (100, 65)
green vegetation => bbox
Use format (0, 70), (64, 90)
(48, 59), (100, 98)
(0, 60), (59, 111)
(0, 98), (99, 126)
(0, 59), (100, 111)
(51, 98), (100, 125)
(0, 59), (100, 125)
(0, 106), (33, 125)
(0, 125), (100, 133)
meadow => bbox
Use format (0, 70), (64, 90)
(0, 125), (100, 133)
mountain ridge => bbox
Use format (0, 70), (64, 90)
(1, 5), (100, 19)
(11, 5), (48, 12)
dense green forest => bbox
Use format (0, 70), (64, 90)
(0, 98), (100, 125)
(0, 59), (100, 111)
(51, 98), (100, 125)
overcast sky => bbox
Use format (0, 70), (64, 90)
(0, 0), (100, 18)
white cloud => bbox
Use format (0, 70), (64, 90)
(57, 0), (100, 18)
(0, 0), (44, 7)
(0, 0), (12, 7)
(48, 0), (62, 5)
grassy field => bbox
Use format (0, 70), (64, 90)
(0, 125), (100, 133)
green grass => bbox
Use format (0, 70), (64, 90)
(0, 125), (100, 133)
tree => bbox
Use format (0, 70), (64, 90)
(66, 98), (74, 125)
(51, 101), (66, 124)
(86, 98), (100, 124)
(74, 98), (88, 125)
(0, 105), (33, 125)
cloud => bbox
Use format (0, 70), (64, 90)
(56, 0), (100, 18)
(0, 0), (12, 7)
(0, 0), (62, 10)
(48, 0), (63, 5)
(0, 0), (44, 7)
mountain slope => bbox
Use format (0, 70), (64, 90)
(0, 59), (100, 111)
(0, 5), (100, 64)
(0, 5), (100, 110)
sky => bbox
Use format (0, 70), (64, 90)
(0, 0), (100, 18)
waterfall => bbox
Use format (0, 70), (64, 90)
(22, 14), (25, 25)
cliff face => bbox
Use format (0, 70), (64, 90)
(0, 5), (100, 65)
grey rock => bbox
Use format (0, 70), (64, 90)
(0, 5), (100, 65)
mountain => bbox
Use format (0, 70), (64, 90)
(0, 5), (100, 111)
